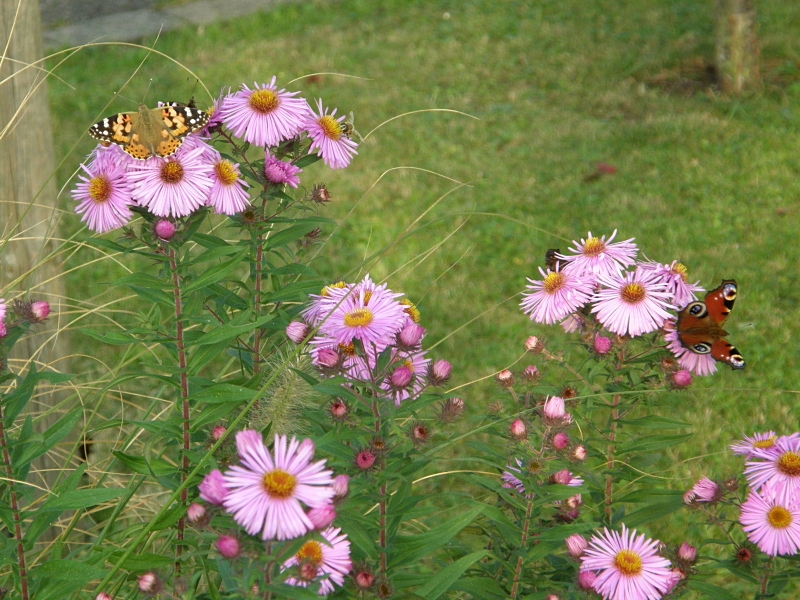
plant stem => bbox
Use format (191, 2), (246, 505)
(169, 249), (190, 578)
(604, 393), (620, 522)
(510, 499), (534, 598)
(0, 405), (28, 600)
(253, 232), (263, 376)
(373, 399), (388, 577)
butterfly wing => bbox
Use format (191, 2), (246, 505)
(676, 279), (745, 369)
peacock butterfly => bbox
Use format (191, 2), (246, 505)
(676, 279), (745, 370)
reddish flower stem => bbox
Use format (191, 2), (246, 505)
(253, 233), (263, 376)
(510, 499), (534, 598)
(373, 399), (387, 576)
(0, 405), (28, 600)
(169, 249), (190, 577)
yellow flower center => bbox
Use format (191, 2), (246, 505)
(403, 359), (414, 372)
(582, 237), (606, 257)
(318, 114), (342, 141)
(296, 541), (324, 566)
(671, 262), (688, 282)
(321, 282), (346, 297)
(248, 89), (279, 114)
(777, 452), (800, 476)
(262, 469), (296, 498)
(88, 176), (111, 204)
(767, 506), (792, 529)
(214, 160), (239, 185)
(344, 308), (373, 328)
(613, 549), (642, 575)
(339, 342), (355, 356)
(543, 271), (566, 294)
(753, 436), (777, 450)
(401, 299), (421, 323)
(161, 160), (184, 184)
(621, 283), (646, 304)
(363, 291), (373, 305)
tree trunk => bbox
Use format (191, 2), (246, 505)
(715, 0), (761, 95)
(0, 0), (73, 509)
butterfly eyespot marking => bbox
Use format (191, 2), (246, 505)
(729, 353), (745, 369)
(688, 303), (707, 318)
(692, 342), (712, 354)
(722, 283), (737, 301)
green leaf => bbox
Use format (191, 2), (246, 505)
(449, 577), (508, 599)
(293, 153), (322, 168)
(184, 247), (248, 292)
(265, 224), (323, 250)
(40, 488), (125, 511)
(112, 451), (175, 477)
(623, 416), (690, 429)
(33, 559), (107, 581)
(193, 383), (257, 404)
(687, 580), (742, 600)
(391, 504), (483, 568)
(80, 329), (140, 345)
(414, 551), (489, 599)
(622, 499), (685, 527)
(618, 433), (693, 454)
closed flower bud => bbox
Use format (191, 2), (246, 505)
(286, 321), (309, 344)
(497, 369), (514, 388)
(96, 594), (113, 600)
(521, 365), (540, 382)
(390, 366), (413, 389)
(215, 535), (240, 559)
(593, 334), (612, 355)
(428, 359), (452, 386)
(671, 369), (693, 388)
(329, 398), (349, 421)
(736, 547), (752, 563)
(138, 572), (161, 593)
(30, 301), (50, 322)
(578, 569), (597, 590)
(332, 474), (349, 499)
(356, 450), (376, 470)
(211, 425), (226, 441)
(543, 396), (566, 419)
(398, 322), (425, 347)
(571, 445), (587, 461)
(408, 421), (429, 446)
(154, 219), (176, 240)
(353, 563), (375, 590)
(552, 432), (569, 450)
(565, 533), (588, 558)
(678, 542), (697, 563)
(307, 504), (337, 530)
(525, 335), (544, 353)
(198, 469), (227, 506)
(438, 397), (465, 423)
(311, 183), (331, 203)
(316, 348), (340, 368)
(509, 419), (527, 440)
(187, 502), (207, 524)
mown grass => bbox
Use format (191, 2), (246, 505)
(45, 0), (800, 593)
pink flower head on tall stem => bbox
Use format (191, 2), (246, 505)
(306, 99), (358, 169)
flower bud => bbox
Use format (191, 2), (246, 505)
(543, 396), (566, 419)
(215, 535), (240, 559)
(138, 572), (161, 593)
(398, 322), (425, 347)
(332, 474), (349, 499)
(671, 369), (692, 388)
(390, 366), (413, 389)
(408, 421), (429, 446)
(524, 335), (544, 353)
(509, 419), (527, 440)
(356, 450), (376, 470)
(316, 348), (340, 369)
(571, 445), (587, 461)
(311, 183), (331, 203)
(187, 502), (207, 524)
(307, 504), (337, 530)
(329, 398), (349, 421)
(96, 594), (113, 600)
(521, 365), (540, 382)
(211, 425), (226, 441)
(353, 563), (375, 590)
(0, 322), (6, 338)
(30, 301), (50, 322)
(577, 569), (596, 590)
(199, 469), (227, 506)
(286, 321), (309, 344)
(154, 219), (176, 240)
(497, 369), (514, 388)
(593, 334), (612, 355)
(736, 547), (752, 563)
(678, 542), (697, 563)
(438, 397), (465, 423)
(428, 359), (452, 386)
(565, 533), (588, 558)
(552, 432), (569, 450)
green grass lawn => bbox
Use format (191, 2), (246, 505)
(45, 0), (800, 593)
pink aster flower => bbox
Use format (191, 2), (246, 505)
(558, 230), (638, 282)
(223, 431), (334, 541)
(740, 483), (800, 556)
(128, 146), (214, 217)
(638, 260), (703, 307)
(265, 153), (302, 188)
(745, 436), (800, 502)
(302, 281), (351, 327)
(318, 282), (406, 351)
(219, 79), (311, 147)
(591, 267), (674, 337)
(580, 524), (674, 600)
(730, 431), (790, 457)
(306, 99), (358, 169)
(71, 150), (134, 233)
(208, 155), (250, 215)
(663, 319), (718, 376)
(686, 477), (721, 503)
(282, 526), (352, 595)
(551, 469), (583, 487)
(377, 348), (430, 406)
(0, 298), (6, 323)
(199, 469), (228, 506)
(502, 458), (527, 494)
(520, 267), (593, 324)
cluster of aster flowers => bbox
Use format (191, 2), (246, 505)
(686, 431), (800, 558)
(72, 77), (358, 233)
(286, 274), (452, 406)
(519, 229), (722, 376)
(195, 430), (352, 596)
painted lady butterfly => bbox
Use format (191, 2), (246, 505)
(88, 101), (210, 160)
